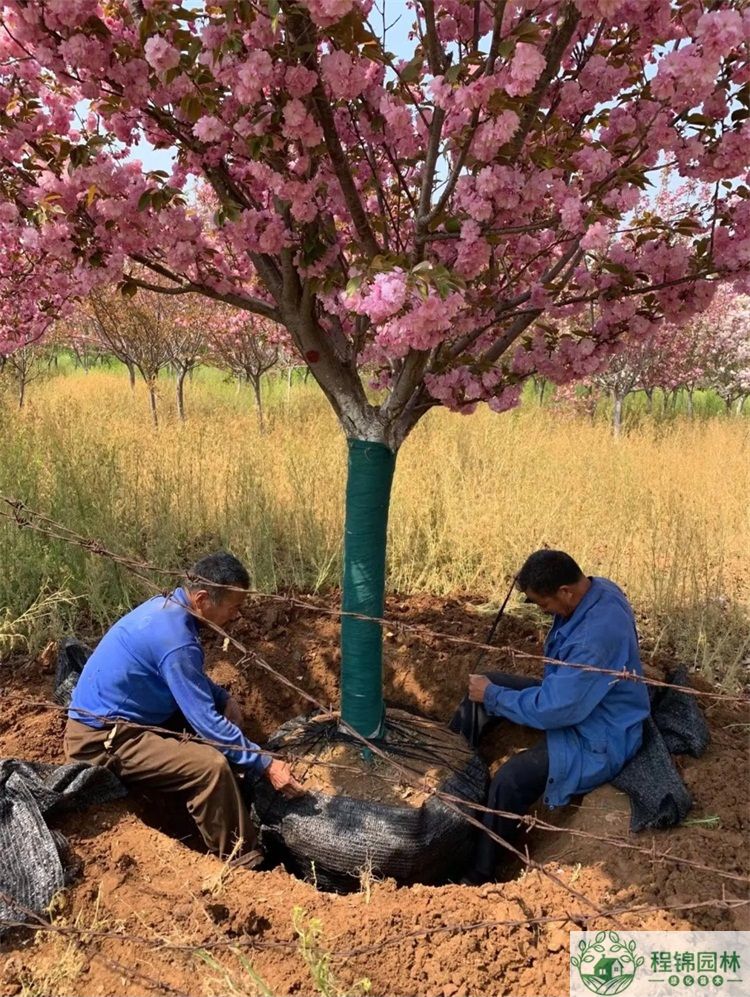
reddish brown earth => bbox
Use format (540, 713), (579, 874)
(0, 593), (748, 997)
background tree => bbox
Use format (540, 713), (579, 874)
(4, 343), (45, 409)
(49, 319), (109, 374)
(87, 288), (175, 427)
(209, 314), (282, 431)
(163, 296), (211, 422)
(700, 294), (750, 413)
(0, 1), (748, 738)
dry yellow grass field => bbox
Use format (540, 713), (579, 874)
(1, 369), (748, 686)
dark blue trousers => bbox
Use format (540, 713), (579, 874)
(450, 672), (549, 882)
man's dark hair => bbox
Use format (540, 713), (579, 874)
(516, 550), (584, 596)
(186, 552), (250, 602)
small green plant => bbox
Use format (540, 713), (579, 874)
(357, 853), (381, 905)
(196, 948), (275, 997)
(683, 814), (722, 829)
(293, 907), (371, 997)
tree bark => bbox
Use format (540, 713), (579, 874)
(176, 369), (187, 422)
(18, 376), (26, 409)
(251, 375), (265, 432)
(612, 391), (624, 437)
(126, 361), (136, 392)
(148, 380), (159, 427)
(686, 388), (694, 419)
(644, 388), (653, 415)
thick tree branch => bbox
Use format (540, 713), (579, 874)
(284, 6), (380, 259)
(482, 311), (542, 363)
(420, 1), (445, 76)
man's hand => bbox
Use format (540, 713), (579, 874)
(265, 759), (306, 799)
(223, 696), (244, 729)
(468, 674), (491, 703)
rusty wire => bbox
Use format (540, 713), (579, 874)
(4, 689), (748, 888)
(1, 496), (747, 705)
(0, 495), (748, 957)
(1, 888), (747, 964)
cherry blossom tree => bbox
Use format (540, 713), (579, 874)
(0, 1), (749, 737)
(87, 287), (175, 426)
(162, 295), (211, 421)
(208, 313), (282, 431)
(3, 341), (45, 408)
(50, 317), (109, 372)
(698, 290), (750, 411)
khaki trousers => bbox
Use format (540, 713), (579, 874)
(64, 718), (256, 858)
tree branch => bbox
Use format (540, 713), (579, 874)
(507, 5), (580, 161)
(284, 5), (380, 259)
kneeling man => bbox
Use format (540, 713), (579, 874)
(65, 552), (302, 860)
(452, 549), (650, 884)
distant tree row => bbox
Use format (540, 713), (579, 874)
(1, 283), (294, 427)
(545, 288), (750, 434)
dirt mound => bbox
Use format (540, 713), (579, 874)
(0, 593), (747, 997)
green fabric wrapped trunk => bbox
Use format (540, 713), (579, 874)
(340, 439), (396, 738)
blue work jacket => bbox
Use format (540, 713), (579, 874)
(484, 577), (650, 806)
(69, 588), (270, 773)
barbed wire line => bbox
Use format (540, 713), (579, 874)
(98, 958), (193, 997)
(4, 691), (748, 889)
(2, 497), (747, 706)
(2, 499), (748, 923)
(1, 895), (746, 969)
(2, 555), (614, 926)
(331, 898), (750, 961)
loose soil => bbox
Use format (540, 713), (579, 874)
(275, 710), (475, 807)
(0, 593), (748, 997)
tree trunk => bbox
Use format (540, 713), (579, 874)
(644, 388), (653, 414)
(251, 376), (265, 432)
(340, 439), (396, 738)
(612, 392), (624, 437)
(18, 376), (26, 409)
(148, 381), (159, 427)
(734, 396), (744, 416)
(176, 369), (187, 422)
(686, 388), (694, 419)
(126, 361), (136, 391)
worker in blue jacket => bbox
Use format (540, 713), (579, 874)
(451, 549), (650, 885)
(65, 552), (303, 863)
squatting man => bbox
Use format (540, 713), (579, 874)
(65, 552), (304, 867)
(452, 549), (651, 885)
(65, 546), (650, 881)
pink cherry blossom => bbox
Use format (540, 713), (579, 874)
(144, 36), (181, 76)
(507, 43), (546, 98)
